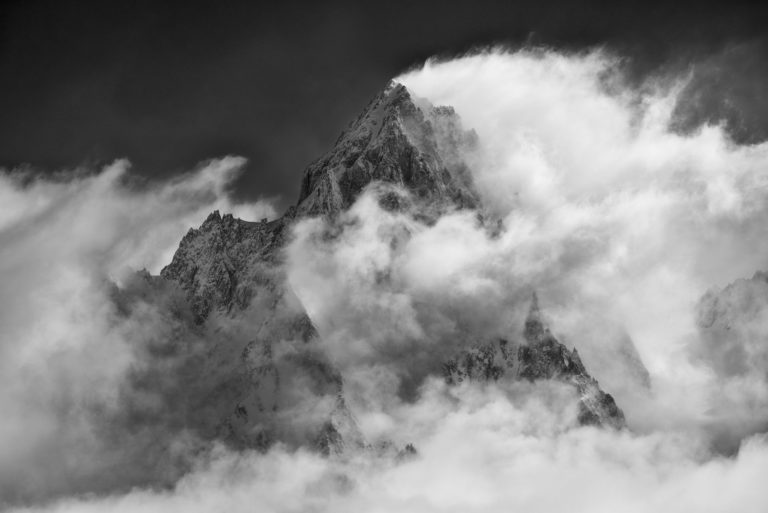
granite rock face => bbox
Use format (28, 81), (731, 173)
(110, 269), (362, 458)
(145, 210), (363, 457)
(296, 82), (479, 218)
(160, 82), (481, 323)
(119, 81), (627, 469)
(159, 211), (290, 322)
(443, 294), (626, 429)
(140, 82), (489, 458)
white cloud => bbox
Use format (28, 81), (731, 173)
(6, 46), (768, 511)
(395, 48), (768, 437)
(278, 46), (768, 510)
(0, 157), (274, 502)
(13, 381), (768, 513)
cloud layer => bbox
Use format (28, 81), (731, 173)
(286, 48), (768, 445)
(0, 158), (274, 502)
(395, 48), (768, 436)
(5, 47), (768, 511)
(14, 382), (768, 513)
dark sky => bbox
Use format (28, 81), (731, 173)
(1, 0), (767, 208)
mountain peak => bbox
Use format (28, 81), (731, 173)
(442, 294), (626, 429)
(153, 81), (626, 467)
(295, 82), (479, 218)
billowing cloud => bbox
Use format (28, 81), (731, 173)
(0, 157), (274, 502)
(6, 46), (768, 511)
(392, 49), (768, 442)
(279, 46), (768, 509)
(11, 381), (768, 513)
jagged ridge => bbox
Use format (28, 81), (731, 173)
(296, 82), (479, 217)
(149, 83), (488, 457)
(135, 81), (627, 464)
(443, 294), (625, 429)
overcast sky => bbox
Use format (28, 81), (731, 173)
(1, 0), (767, 209)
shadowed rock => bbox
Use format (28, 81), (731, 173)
(296, 81), (479, 218)
(99, 82), (629, 498)
(443, 293), (626, 429)
(148, 83), (488, 458)
(160, 211), (291, 322)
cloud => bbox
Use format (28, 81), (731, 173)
(7, 45), (768, 512)
(287, 46), (768, 459)
(0, 157), (274, 502)
(393, 48), (768, 438)
(12, 381), (768, 513)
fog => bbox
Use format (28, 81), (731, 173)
(0, 158), (274, 502)
(5, 48), (768, 511)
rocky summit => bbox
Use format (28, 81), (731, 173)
(160, 211), (291, 322)
(111, 80), (628, 481)
(296, 81), (480, 218)
(443, 293), (625, 429)
(142, 82), (487, 458)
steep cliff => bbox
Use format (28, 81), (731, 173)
(296, 81), (479, 218)
(443, 294), (626, 429)
(123, 80), (628, 465)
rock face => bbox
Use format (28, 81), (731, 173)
(137, 81), (488, 458)
(160, 211), (291, 322)
(296, 81), (479, 218)
(111, 269), (364, 457)
(116, 80), (627, 468)
(149, 210), (364, 456)
(443, 294), (626, 429)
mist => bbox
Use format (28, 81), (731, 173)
(0, 158), (275, 502)
(5, 47), (768, 511)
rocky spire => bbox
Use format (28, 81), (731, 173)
(154, 80), (626, 467)
(295, 81), (479, 218)
(444, 292), (626, 429)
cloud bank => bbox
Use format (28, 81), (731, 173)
(5, 47), (768, 511)
(287, 48), (768, 445)
(0, 158), (275, 502)
(14, 382), (768, 513)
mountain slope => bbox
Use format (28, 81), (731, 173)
(113, 81), (628, 474)
(296, 81), (479, 218)
(443, 294), (625, 429)
(144, 83), (484, 458)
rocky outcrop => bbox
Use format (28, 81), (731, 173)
(109, 269), (361, 458)
(443, 294), (626, 429)
(313, 396), (368, 456)
(145, 83), (491, 457)
(107, 206), (356, 460)
(125, 80), (627, 467)
(161, 83), (481, 322)
(159, 211), (291, 322)
(296, 81), (479, 218)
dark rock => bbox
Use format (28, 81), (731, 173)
(122, 81), (626, 473)
(443, 342), (507, 384)
(296, 81), (479, 218)
(148, 82), (491, 459)
(443, 294), (626, 429)
(313, 396), (367, 457)
(159, 212), (290, 322)
(396, 443), (418, 461)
